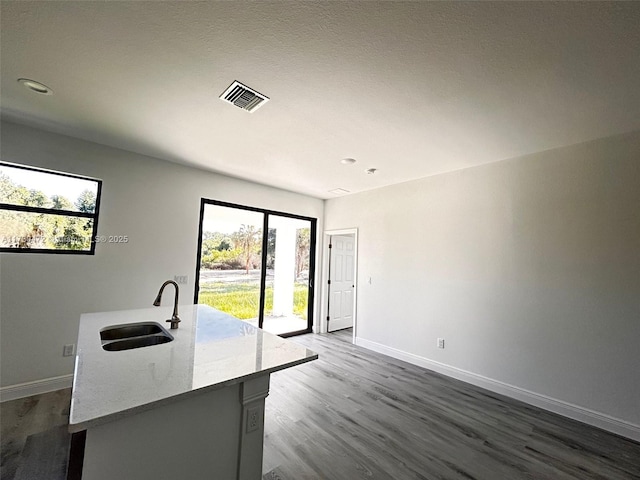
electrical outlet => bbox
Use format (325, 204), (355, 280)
(437, 338), (445, 349)
(246, 406), (260, 433)
(63, 344), (76, 357)
(174, 275), (188, 285)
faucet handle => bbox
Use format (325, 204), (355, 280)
(166, 317), (181, 330)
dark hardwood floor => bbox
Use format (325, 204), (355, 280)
(1, 328), (639, 479)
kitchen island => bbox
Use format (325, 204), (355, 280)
(68, 304), (317, 480)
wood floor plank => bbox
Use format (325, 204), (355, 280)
(1, 389), (71, 480)
(14, 425), (69, 480)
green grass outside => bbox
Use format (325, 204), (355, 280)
(198, 281), (308, 320)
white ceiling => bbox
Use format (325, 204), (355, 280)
(2, 2), (639, 199)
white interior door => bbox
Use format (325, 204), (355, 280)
(327, 234), (355, 332)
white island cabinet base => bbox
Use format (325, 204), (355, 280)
(69, 305), (317, 480)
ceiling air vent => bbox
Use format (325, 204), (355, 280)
(219, 81), (269, 112)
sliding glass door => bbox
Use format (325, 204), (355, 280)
(195, 200), (316, 336)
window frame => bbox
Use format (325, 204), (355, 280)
(194, 198), (317, 337)
(0, 161), (103, 255)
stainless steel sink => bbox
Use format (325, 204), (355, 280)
(100, 322), (173, 351)
(102, 334), (173, 351)
(100, 323), (163, 341)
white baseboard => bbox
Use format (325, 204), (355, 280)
(0, 374), (73, 403)
(355, 337), (640, 443)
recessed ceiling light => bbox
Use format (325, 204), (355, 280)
(329, 188), (350, 195)
(340, 158), (356, 165)
(18, 78), (54, 95)
(366, 168), (378, 175)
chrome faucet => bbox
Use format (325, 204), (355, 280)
(153, 280), (181, 329)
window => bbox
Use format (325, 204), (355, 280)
(0, 161), (102, 254)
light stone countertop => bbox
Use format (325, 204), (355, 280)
(69, 304), (317, 432)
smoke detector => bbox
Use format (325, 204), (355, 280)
(219, 81), (269, 112)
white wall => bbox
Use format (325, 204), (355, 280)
(324, 131), (640, 434)
(0, 121), (324, 388)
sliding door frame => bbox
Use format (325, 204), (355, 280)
(194, 199), (317, 337)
